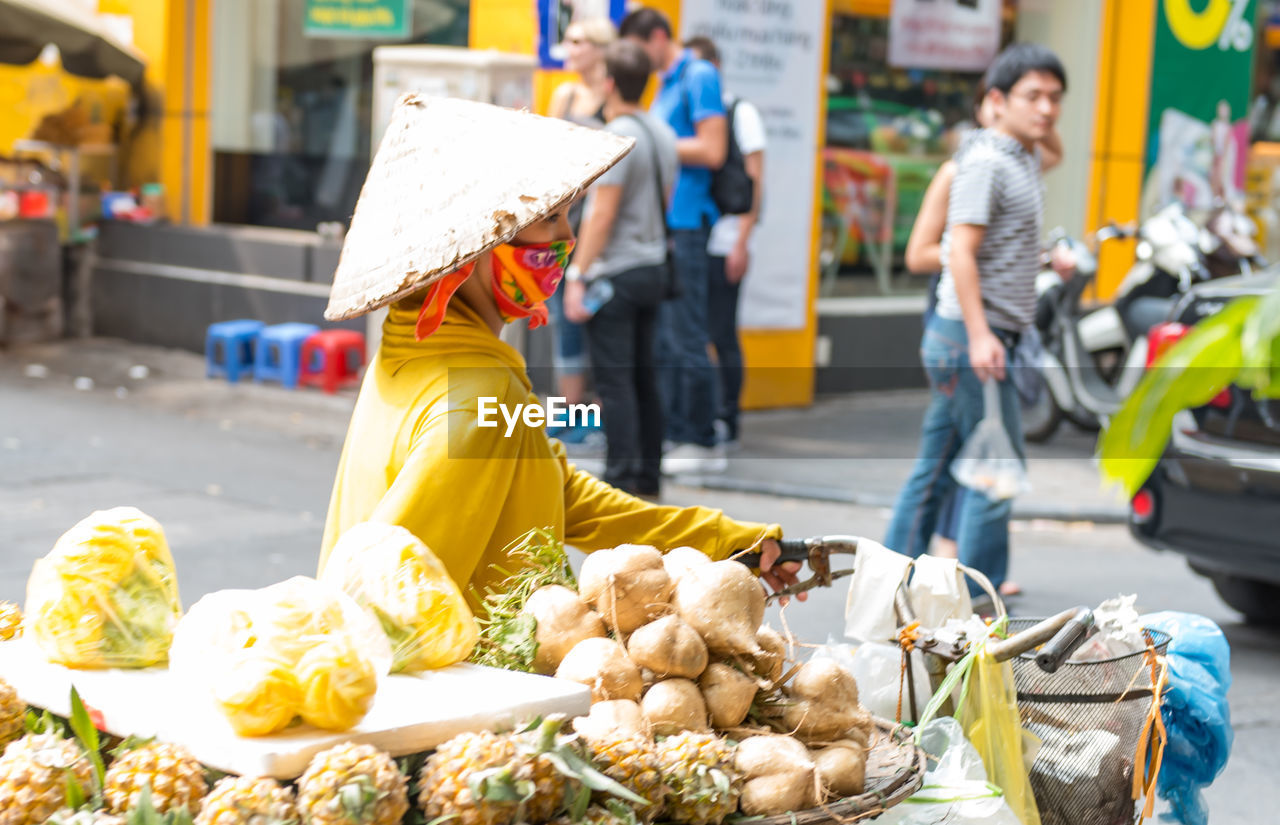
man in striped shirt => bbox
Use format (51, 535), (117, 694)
(886, 44), (1067, 598)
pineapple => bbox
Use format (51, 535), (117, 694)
(295, 742), (407, 825)
(0, 602), (21, 641)
(104, 742), (208, 816)
(417, 730), (522, 825)
(585, 735), (665, 822)
(0, 733), (95, 825)
(419, 719), (590, 825)
(0, 678), (25, 751)
(652, 733), (741, 825)
(194, 776), (296, 825)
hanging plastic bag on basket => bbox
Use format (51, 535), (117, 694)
(952, 380), (1030, 500)
(915, 621), (1042, 825)
(875, 717), (1023, 825)
(958, 645), (1042, 825)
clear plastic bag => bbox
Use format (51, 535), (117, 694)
(319, 522), (478, 673)
(952, 379), (1031, 500)
(876, 717), (1024, 825)
(25, 507), (182, 669)
(169, 577), (392, 736)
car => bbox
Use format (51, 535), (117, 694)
(1128, 271), (1280, 624)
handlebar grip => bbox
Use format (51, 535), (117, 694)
(1034, 609), (1095, 673)
(736, 538), (809, 571)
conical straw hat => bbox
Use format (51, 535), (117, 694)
(324, 94), (636, 321)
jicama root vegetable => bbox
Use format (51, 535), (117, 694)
(556, 637), (643, 702)
(813, 741), (867, 798)
(627, 615), (708, 680)
(699, 663), (757, 729)
(782, 659), (871, 742)
(734, 735), (820, 815)
(671, 560), (764, 657)
(578, 545), (674, 633)
(573, 699), (652, 743)
(522, 585), (606, 674)
(642, 678), (709, 735)
(750, 626), (787, 683)
(661, 546), (711, 586)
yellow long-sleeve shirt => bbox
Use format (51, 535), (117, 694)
(320, 296), (782, 602)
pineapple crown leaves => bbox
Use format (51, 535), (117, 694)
(125, 786), (195, 825)
(469, 528), (575, 673)
(25, 706), (69, 737)
(337, 776), (384, 823)
(107, 735), (157, 760)
(68, 688), (107, 795)
(522, 717), (650, 810)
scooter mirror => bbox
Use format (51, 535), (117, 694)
(1136, 240), (1154, 261)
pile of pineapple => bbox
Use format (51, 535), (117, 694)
(0, 665), (733, 825)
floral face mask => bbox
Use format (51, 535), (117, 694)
(414, 239), (574, 341)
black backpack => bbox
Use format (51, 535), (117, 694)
(711, 99), (754, 216)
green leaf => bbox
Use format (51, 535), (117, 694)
(1239, 286), (1280, 396)
(557, 750), (648, 806)
(1098, 295), (1259, 496)
(570, 782), (592, 821)
(64, 771), (86, 810)
(67, 687), (105, 794)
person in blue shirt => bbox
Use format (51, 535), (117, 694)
(621, 7), (729, 475)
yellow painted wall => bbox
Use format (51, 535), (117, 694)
(108, 0), (211, 224)
(1086, 0), (1157, 298)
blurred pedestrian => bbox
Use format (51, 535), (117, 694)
(885, 43), (1067, 598)
(685, 36), (765, 450)
(903, 82), (1060, 575)
(563, 41), (678, 498)
(621, 7), (729, 475)
(545, 17), (616, 443)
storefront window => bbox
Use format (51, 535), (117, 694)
(211, 0), (469, 230)
(819, 3), (1016, 297)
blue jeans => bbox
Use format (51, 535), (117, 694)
(885, 315), (1026, 592)
(546, 288), (587, 377)
(657, 226), (718, 447)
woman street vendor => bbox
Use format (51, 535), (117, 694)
(318, 95), (799, 602)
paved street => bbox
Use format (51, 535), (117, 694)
(1, 338), (1274, 820)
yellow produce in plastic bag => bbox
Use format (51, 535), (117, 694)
(320, 522), (478, 673)
(296, 633), (378, 730)
(170, 577), (391, 736)
(957, 647), (1042, 825)
(213, 651), (303, 737)
(25, 507), (182, 668)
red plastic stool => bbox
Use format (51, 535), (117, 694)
(298, 329), (366, 394)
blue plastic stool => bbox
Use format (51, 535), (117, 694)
(205, 320), (265, 383)
(253, 323), (320, 389)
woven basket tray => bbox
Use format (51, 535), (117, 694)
(727, 719), (927, 825)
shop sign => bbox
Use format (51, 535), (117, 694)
(304, 0), (411, 39)
(681, 0), (829, 330)
(1144, 0), (1256, 209)
(886, 0), (1002, 72)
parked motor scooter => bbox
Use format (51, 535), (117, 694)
(1024, 201), (1264, 442)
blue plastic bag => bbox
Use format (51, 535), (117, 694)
(1140, 612), (1232, 825)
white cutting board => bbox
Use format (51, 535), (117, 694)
(0, 639), (590, 779)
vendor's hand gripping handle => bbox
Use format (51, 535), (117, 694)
(736, 535), (855, 601)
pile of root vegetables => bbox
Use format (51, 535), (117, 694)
(517, 545), (875, 817)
